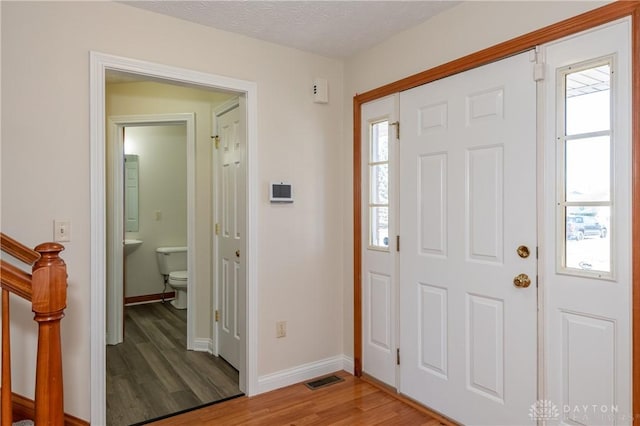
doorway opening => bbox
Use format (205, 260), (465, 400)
(106, 115), (196, 349)
(105, 114), (244, 425)
(90, 52), (258, 425)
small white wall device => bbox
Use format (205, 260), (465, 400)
(313, 78), (328, 104)
(270, 182), (293, 203)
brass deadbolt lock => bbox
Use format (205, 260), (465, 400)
(517, 245), (530, 259)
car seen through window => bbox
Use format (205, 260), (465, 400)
(566, 215), (607, 241)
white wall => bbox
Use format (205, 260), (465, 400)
(341, 1), (608, 359)
(1, 2), (344, 420)
(123, 124), (187, 298)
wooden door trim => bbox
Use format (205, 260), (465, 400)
(353, 0), (640, 419)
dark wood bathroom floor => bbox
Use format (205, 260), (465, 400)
(106, 302), (241, 425)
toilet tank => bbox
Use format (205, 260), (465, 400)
(156, 246), (187, 275)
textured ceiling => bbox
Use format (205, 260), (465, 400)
(122, 1), (460, 58)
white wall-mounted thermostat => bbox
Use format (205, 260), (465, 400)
(270, 182), (293, 203)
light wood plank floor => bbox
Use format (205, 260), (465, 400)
(149, 371), (447, 425)
(107, 302), (242, 425)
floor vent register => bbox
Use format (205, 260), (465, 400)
(305, 375), (344, 390)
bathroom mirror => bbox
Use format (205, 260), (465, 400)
(124, 154), (139, 232)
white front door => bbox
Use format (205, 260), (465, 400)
(216, 100), (246, 371)
(361, 95), (399, 387)
(542, 19), (631, 424)
(399, 51), (537, 424)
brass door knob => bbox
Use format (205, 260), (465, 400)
(235, 250), (240, 258)
(517, 245), (530, 259)
(513, 273), (531, 288)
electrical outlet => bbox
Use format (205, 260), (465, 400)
(276, 321), (286, 338)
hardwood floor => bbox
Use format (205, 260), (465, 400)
(149, 371), (448, 425)
(106, 302), (241, 425)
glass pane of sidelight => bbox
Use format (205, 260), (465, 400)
(370, 164), (389, 205)
(565, 206), (610, 274)
(371, 121), (389, 163)
(370, 206), (389, 248)
(565, 64), (610, 136)
(565, 136), (610, 202)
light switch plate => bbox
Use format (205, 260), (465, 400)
(54, 220), (71, 242)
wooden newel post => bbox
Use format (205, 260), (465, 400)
(31, 243), (66, 426)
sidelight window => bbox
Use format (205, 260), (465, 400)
(368, 120), (390, 249)
(557, 59), (613, 278)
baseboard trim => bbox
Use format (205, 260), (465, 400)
(193, 337), (213, 353)
(124, 292), (175, 306)
(342, 355), (355, 375)
(11, 392), (89, 426)
(257, 355), (352, 394)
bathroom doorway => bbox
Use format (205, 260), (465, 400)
(121, 122), (189, 336)
(106, 114), (196, 348)
(92, 55), (257, 424)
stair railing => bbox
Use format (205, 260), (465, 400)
(0, 233), (67, 426)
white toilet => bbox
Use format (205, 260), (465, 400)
(155, 246), (188, 309)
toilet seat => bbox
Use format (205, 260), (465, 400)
(169, 270), (188, 288)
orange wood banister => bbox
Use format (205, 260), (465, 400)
(0, 233), (40, 266)
(32, 242), (66, 426)
(0, 236), (67, 426)
(0, 260), (33, 301)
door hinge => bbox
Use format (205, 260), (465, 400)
(390, 121), (400, 139)
(536, 275), (539, 288)
(396, 235), (400, 252)
(215, 223), (220, 236)
(212, 135), (220, 149)
(396, 348), (400, 365)
(215, 310), (220, 322)
(536, 246), (539, 259)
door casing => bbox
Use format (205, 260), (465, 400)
(90, 52), (259, 425)
(353, 1), (640, 419)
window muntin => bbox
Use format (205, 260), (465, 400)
(368, 121), (390, 249)
(558, 59), (613, 278)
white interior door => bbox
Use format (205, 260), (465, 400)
(216, 100), (246, 371)
(542, 19), (631, 424)
(361, 95), (399, 387)
(399, 51), (537, 424)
